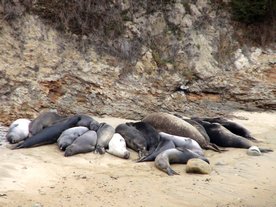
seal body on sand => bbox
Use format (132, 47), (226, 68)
(96, 123), (115, 154)
(6, 118), (31, 144)
(57, 126), (89, 150)
(195, 120), (272, 152)
(142, 112), (220, 152)
(159, 132), (204, 156)
(138, 136), (175, 162)
(29, 111), (65, 136)
(115, 123), (147, 158)
(192, 117), (257, 141)
(126, 122), (160, 155)
(15, 116), (81, 149)
(64, 130), (97, 157)
(106, 133), (130, 159)
(155, 148), (209, 176)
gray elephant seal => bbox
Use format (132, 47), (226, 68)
(29, 111), (65, 136)
(64, 130), (97, 157)
(115, 123), (148, 158)
(106, 133), (130, 159)
(138, 136), (175, 162)
(15, 116), (81, 149)
(159, 132), (204, 156)
(195, 120), (272, 152)
(6, 118), (31, 144)
(155, 147), (210, 176)
(96, 123), (115, 154)
(142, 112), (220, 152)
(57, 126), (89, 151)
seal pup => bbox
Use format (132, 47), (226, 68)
(196, 120), (272, 152)
(126, 122), (160, 155)
(14, 116), (81, 149)
(57, 126), (89, 151)
(64, 130), (97, 157)
(159, 132), (204, 156)
(6, 118), (31, 144)
(29, 111), (65, 136)
(96, 123), (115, 154)
(106, 133), (130, 159)
(192, 117), (257, 141)
(155, 148), (210, 176)
(142, 112), (220, 152)
(138, 136), (175, 162)
(115, 123), (148, 158)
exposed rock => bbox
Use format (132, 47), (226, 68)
(186, 158), (212, 174)
(0, 2), (275, 125)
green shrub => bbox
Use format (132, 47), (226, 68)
(230, 0), (273, 24)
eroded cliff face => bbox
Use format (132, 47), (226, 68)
(0, 1), (275, 125)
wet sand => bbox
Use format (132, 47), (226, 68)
(0, 111), (276, 207)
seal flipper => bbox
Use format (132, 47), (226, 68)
(205, 143), (227, 153)
(167, 167), (179, 176)
(259, 148), (273, 153)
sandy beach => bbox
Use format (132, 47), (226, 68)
(0, 111), (276, 207)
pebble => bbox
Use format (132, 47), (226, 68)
(247, 146), (262, 156)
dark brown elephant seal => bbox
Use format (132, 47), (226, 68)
(29, 111), (65, 136)
(142, 112), (220, 152)
(155, 147), (209, 176)
(195, 120), (272, 153)
(115, 123), (148, 158)
(191, 117), (257, 141)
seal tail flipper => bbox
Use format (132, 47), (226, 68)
(259, 148), (273, 153)
(166, 167), (179, 176)
(205, 143), (227, 153)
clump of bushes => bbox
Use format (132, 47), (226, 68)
(230, 0), (274, 24)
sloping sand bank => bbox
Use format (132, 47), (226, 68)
(0, 111), (276, 207)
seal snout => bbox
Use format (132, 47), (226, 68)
(124, 151), (130, 159)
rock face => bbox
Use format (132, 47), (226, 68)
(186, 158), (212, 174)
(0, 1), (275, 125)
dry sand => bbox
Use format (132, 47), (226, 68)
(0, 111), (276, 207)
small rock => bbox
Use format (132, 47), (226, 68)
(186, 158), (212, 174)
(247, 146), (262, 156)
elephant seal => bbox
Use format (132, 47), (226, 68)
(195, 120), (272, 152)
(96, 123), (115, 154)
(29, 111), (65, 136)
(76, 115), (99, 128)
(6, 118), (31, 144)
(126, 122), (160, 155)
(57, 126), (89, 151)
(159, 132), (204, 156)
(89, 120), (101, 131)
(106, 133), (130, 159)
(192, 117), (257, 141)
(115, 123), (148, 158)
(142, 112), (220, 152)
(155, 147), (210, 176)
(138, 136), (175, 162)
(64, 130), (97, 157)
(15, 116), (81, 149)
